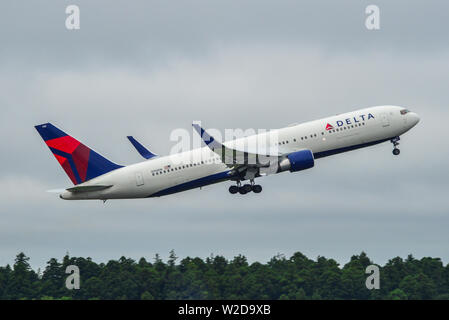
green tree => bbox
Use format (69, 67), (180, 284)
(340, 252), (373, 299)
(399, 273), (436, 300)
(141, 291), (154, 300)
(1, 251), (448, 300)
(40, 258), (64, 298)
(10, 253), (38, 299)
(387, 288), (408, 300)
(0, 265), (12, 299)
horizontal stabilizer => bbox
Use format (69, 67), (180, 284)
(127, 136), (158, 160)
(66, 185), (113, 193)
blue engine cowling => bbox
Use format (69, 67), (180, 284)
(278, 149), (314, 173)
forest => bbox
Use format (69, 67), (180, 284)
(0, 251), (448, 300)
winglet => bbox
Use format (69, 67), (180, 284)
(127, 136), (158, 160)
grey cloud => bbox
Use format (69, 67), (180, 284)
(1, 0), (448, 71)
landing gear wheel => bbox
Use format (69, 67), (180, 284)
(243, 184), (252, 193)
(252, 185), (262, 193)
(238, 187), (248, 195)
(391, 137), (401, 155)
(229, 185), (239, 194)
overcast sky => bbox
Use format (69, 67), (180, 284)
(1, 0), (448, 269)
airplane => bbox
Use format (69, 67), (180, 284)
(35, 105), (419, 200)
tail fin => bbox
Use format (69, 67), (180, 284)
(35, 123), (123, 185)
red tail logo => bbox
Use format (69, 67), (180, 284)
(35, 123), (122, 185)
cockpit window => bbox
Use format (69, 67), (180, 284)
(400, 109), (410, 115)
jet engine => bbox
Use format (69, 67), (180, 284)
(277, 149), (314, 173)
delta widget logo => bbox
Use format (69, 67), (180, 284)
(325, 113), (375, 130)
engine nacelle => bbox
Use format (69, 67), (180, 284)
(277, 149), (314, 173)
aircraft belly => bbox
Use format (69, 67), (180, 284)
(149, 166), (230, 197)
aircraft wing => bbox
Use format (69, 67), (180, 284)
(127, 136), (158, 160)
(192, 123), (281, 179)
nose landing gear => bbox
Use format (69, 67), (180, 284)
(391, 136), (401, 156)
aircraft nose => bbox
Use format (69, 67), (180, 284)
(408, 112), (420, 127)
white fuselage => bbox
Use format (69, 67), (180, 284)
(61, 105), (419, 200)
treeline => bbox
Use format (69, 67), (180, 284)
(0, 251), (448, 300)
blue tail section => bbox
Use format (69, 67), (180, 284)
(35, 123), (123, 185)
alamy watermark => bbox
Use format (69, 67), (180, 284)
(365, 265), (380, 290)
(65, 265), (80, 290)
(167, 122), (283, 170)
(365, 5), (380, 30)
(64, 5), (380, 31)
(65, 5), (80, 30)
(61, 264), (379, 292)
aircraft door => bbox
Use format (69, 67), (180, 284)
(135, 172), (144, 186)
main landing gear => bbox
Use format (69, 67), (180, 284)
(391, 136), (400, 156)
(229, 180), (262, 195)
